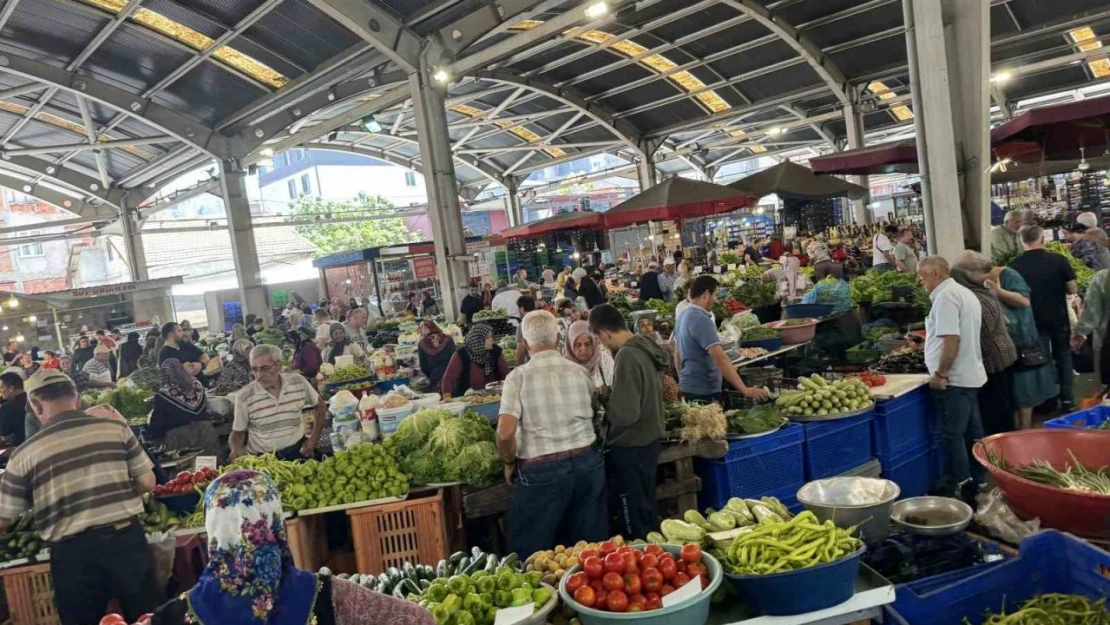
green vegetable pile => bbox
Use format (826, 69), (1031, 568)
(1043, 241), (1097, 291)
(474, 309), (507, 319)
(82, 386), (154, 424)
(987, 448), (1110, 495)
(124, 359), (162, 392)
(396, 409), (501, 487)
(254, 328), (285, 346)
(648, 497), (792, 547)
(848, 270), (930, 312)
(721, 510), (863, 575)
(414, 556), (551, 625)
(775, 375), (873, 417)
(0, 511), (42, 562)
(974, 593), (1109, 625)
(325, 547), (524, 604)
(726, 404), (785, 435)
(728, 281), (777, 307)
(140, 494), (183, 533)
(223, 441), (409, 511)
(645, 298), (677, 317)
(328, 364), (371, 382)
(739, 326), (781, 342)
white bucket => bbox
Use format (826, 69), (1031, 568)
(377, 402), (414, 435)
(412, 393), (442, 410)
(440, 401), (467, 416)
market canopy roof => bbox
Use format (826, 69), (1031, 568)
(503, 210), (603, 239)
(808, 140), (920, 176)
(602, 177), (752, 229)
(991, 94), (1110, 162)
(727, 161), (867, 201)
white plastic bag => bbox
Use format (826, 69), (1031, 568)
(974, 488), (1040, 544)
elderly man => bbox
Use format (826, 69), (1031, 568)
(990, 210), (1023, 261)
(230, 344), (325, 461)
(638, 261), (665, 301)
(496, 310), (606, 557)
(82, 344), (116, 387)
(1, 369), (159, 625)
(660, 258), (677, 300)
(344, 307), (370, 347)
(917, 256), (988, 503)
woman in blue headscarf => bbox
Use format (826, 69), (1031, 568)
(152, 471), (432, 625)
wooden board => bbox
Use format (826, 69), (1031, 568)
(867, 374), (930, 400)
(296, 494), (407, 517)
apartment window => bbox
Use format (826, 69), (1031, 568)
(16, 231), (43, 258)
(301, 173), (312, 194)
(404, 171), (416, 187)
(287, 179), (297, 199)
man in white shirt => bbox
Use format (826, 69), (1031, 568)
(917, 256), (987, 503)
(872, 224), (899, 271)
(313, 308), (333, 349)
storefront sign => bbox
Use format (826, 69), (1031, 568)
(412, 256), (437, 279)
(71, 282), (139, 298)
(466, 240), (495, 279)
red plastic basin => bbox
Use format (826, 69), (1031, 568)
(972, 429), (1110, 539)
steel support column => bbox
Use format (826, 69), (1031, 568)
(219, 162), (269, 318)
(904, 0), (964, 261)
(119, 197), (148, 281)
(943, 0), (991, 253)
(637, 140), (660, 191)
(843, 99), (871, 225)
(411, 57), (468, 322)
(506, 178), (524, 228)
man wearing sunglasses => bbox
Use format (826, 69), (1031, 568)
(229, 343), (326, 461)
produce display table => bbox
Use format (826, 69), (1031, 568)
(707, 566), (894, 625)
(867, 374), (929, 400)
(730, 342), (808, 367)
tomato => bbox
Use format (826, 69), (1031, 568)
(641, 567), (663, 593)
(687, 562), (708, 585)
(602, 552), (625, 575)
(572, 585), (596, 608)
(595, 588), (609, 609)
(658, 557), (677, 581)
(629, 593), (646, 606)
(606, 589), (629, 613)
(589, 579), (604, 592)
(598, 541), (617, 556)
(579, 549), (599, 562)
(644, 544), (664, 557)
(602, 572), (624, 592)
(620, 551), (638, 573)
(674, 572), (691, 587)
(640, 554), (659, 570)
(99, 615), (126, 625)
(645, 593), (663, 610)
(623, 572), (641, 596)
(680, 544), (702, 564)
(626, 603), (644, 613)
(660, 584), (675, 597)
(566, 572), (588, 594)
(175, 471), (193, 483)
(583, 556), (604, 579)
(632, 549), (644, 564)
(676, 560), (687, 574)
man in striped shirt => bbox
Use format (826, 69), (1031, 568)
(230, 343), (326, 461)
(0, 369), (159, 625)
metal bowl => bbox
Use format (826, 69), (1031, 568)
(797, 477), (900, 543)
(891, 496), (973, 536)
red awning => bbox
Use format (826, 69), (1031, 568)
(808, 139), (920, 176)
(502, 210), (603, 238)
(602, 177), (752, 229)
(992, 95), (1110, 162)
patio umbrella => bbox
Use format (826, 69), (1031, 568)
(992, 94), (1110, 162)
(601, 177), (752, 229)
(727, 161), (868, 201)
(809, 139), (920, 176)
(502, 210), (603, 238)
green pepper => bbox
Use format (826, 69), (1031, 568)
(531, 588), (552, 610)
(455, 611), (476, 625)
(463, 593), (483, 612)
(479, 592), (493, 611)
(496, 572), (516, 590)
(470, 570), (489, 580)
(510, 588), (532, 607)
(442, 593), (463, 615)
(485, 607), (499, 625)
(447, 575), (470, 595)
(476, 576), (496, 594)
(494, 590), (513, 608)
(524, 571), (542, 589)
(428, 603), (450, 625)
(512, 573), (528, 589)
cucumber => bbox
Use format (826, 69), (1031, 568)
(454, 556), (471, 575)
(448, 550), (468, 564)
(461, 555), (486, 575)
(435, 559), (449, 578)
(499, 553), (519, 568)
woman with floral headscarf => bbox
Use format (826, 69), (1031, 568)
(440, 323), (508, 398)
(214, 339), (254, 396)
(564, 320), (614, 390)
(149, 358), (221, 460)
(418, 320), (456, 390)
(152, 471), (433, 625)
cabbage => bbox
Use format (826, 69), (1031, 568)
(401, 448), (442, 485)
(393, 408), (449, 454)
(445, 441), (501, 486)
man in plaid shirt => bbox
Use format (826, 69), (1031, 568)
(496, 310), (607, 556)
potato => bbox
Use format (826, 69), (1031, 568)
(554, 545), (565, 554)
(542, 573), (558, 586)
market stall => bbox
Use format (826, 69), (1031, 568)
(501, 210), (607, 282)
(313, 242), (441, 317)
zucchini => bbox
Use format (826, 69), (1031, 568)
(461, 555), (486, 575)
(386, 566), (402, 582)
(391, 582), (407, 600)
(499, 553), (519, 569)
(471, 546), (483, 559)
(454, 556), (471, 575)
(378, 573), (393, 592)
(418, 579), (432, 590)
(403, 562), (417, 581)
(435, 559), (449, 578)
(421, 565), (435, 580)
(484, 553), (498, 573)
(448, 550), (468, 565)
(400, 579), (421, 596)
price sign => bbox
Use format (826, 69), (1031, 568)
(195, 456), (218, 473)
(412, 256), (437, 279)
(694, 265), (703, 275)
(727, 264), (737, 271)
(494, 605), (534, 625)
(662, 574), (702, 607)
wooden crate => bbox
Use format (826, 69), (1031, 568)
(0, 563), (58, 625)
(286, 514), (329, 572)
(347, 490), (448, 575)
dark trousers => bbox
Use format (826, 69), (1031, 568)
(932, 386), (986, 488)
(978, 367), (1016, 437)
(682, 393), (722, 404)
(275, 437), (308, 461)
(508, 448), (607, 558)
(50, 519), (160, 625)
(607, 442), (661, 539)
(1046, 324), (1075, 405)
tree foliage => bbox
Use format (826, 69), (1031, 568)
(288, 193), (422, 257)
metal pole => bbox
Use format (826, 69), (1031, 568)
(51, 307), (65, 353)
(2, 136), (175, 157)
(902, 0), (937, 256)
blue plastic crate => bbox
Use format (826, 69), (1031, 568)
(801, 412), (874, 480)
(886, 530), (1110, 625)
(1045, 405), (1110, 430)
(881, 442), (934, 499)
(466, 400), (501, 422)
(874, 386), (928, 415)
(872, 392), (932, 459)
(696, 424), (805, 509)
(375, 376), (410, 393)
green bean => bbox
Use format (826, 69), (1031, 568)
(972, 594), (1110, 625)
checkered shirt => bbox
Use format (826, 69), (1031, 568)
(498, 350), (597, 459)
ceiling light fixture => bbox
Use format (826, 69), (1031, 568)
(990, 71), (1012, 84)
(432, 69), (451, 84)
(360, 114), (382, 133)
(584, 1), (608, 18)
(259, 147), (274, 157)
(6, 295), (17, 309)
(767, 127), (783, 137)
(1078, 146), (1091, 171)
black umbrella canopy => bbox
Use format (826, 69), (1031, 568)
(728, 161), (868, 202)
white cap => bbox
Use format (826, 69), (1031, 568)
(663, 257), (676, 266)
(1077, 212), (1098, 229)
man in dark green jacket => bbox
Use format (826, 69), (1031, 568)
(589, 304), (669, 539)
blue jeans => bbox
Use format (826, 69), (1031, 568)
(508, 448), (607, 557)
(932, 386), (985, 487)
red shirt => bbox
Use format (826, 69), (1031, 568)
(768, 240), (784, 260)
(831, 247), (848, 262)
